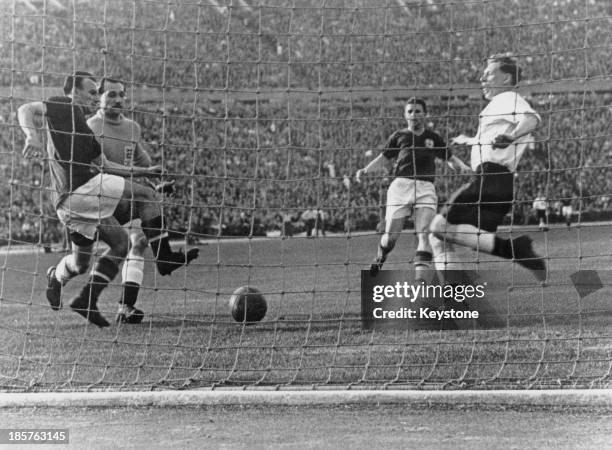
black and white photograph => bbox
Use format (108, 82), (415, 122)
(1, 0), (611, 448)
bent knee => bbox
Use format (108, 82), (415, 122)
(111, 239), (129, 259)
(428, 232), (445, 251)
(130, 233), (148, 254)
(429, 215), (447, 237)
(132, 183), (159, 202)
(382, 233), (401, 249)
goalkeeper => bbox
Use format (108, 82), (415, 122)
(87, 77), (178, 324)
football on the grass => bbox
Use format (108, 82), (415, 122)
(229, 286), (267, 323)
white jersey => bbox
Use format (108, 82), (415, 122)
(471, 91), (540, 172)
(532, 196), (547, 211)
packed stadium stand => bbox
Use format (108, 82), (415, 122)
(1, 0), (611, 245)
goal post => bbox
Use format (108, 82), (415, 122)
(0, 0), (611, 393)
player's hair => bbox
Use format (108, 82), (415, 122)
(63, 71), (96, 95)
(406, 97), (427, 113)
(488, 53), (522, 86)
(97, 76), (124, 94)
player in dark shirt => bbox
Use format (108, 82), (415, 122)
(383, 128), (448, 183)
(18, 72), (198, 327)
(356, 98), (469, 281)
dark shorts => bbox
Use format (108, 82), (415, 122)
(443, 163), (514, 232)
(536, 210), (546, 220)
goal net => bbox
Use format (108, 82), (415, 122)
(1, 0), (611, 391)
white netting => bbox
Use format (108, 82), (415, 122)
(0, 0), (611, 391)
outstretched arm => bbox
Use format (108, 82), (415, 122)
(446, 155), (471, 173)
(451, 134), (476, 146)
(355, 153), (390, 183)
(135, 142), (176, 194)
(93, 153), (162, 179)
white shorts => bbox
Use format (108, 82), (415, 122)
(56, 173), (125, 240)
(385, 178), (437, 225)
(562, 205), (573, 217)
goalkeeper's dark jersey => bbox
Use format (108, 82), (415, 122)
(44, 96), (101, 207)
(382, 128), (449, 183)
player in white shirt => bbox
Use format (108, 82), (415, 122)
(429, 54), (546, 283)
(532, 191), (548, 231)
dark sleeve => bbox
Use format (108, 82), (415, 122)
(90, 134), (102, 159)
(44, 96), (73, 126)
(433, 132), (451, 160)
(382, 131), (399, 159)
(45, 96), (101, 163)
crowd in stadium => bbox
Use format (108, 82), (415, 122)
(1, 89), (611, 245)
(1, 0), (611, 245)
(2, 0), (611, 89)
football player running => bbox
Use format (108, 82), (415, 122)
(356, 97), (470, 282)
(429, 54), (546, 286)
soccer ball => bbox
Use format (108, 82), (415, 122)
(229, 286), (267, 323)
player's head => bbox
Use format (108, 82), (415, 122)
(98, 77), (126, 119)
(480, 54), (522, 100)
(404, 97), (427, 131)
(63, 71), (98, 112)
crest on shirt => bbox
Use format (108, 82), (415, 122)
(123, 145), (135, 166)
(425, 138), (434, 148)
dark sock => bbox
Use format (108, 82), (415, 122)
(142, 216), (173, 261)
(379, 242), (395, 259)
(121, 282), (140, 308)
(492, 236), (513, 259)
(414, 251), (433, 266)
(79, 257), (119, 306)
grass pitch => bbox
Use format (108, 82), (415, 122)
(0, 224), (611, 391)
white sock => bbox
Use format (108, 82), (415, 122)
(55, 254), (78, 286)
(122, 253), (144, 286)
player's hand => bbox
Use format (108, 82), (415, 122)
(155, 179), (175, 195)
(355, 168), (366, 183)
(459, 161), (472, 174)
(492, 134), (514, 149)
(451, 134), (472, 146)
(145, 165), (164, 177)
(448, 160), (472, 174)
(23, 134), (43, 159)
